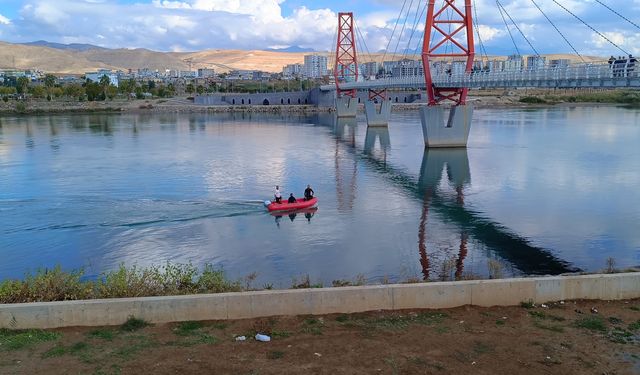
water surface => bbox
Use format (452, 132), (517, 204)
(0, 106), (638, 286)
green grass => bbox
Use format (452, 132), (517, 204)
(337, 312), (448, 332)
(0, 329), (60, 351)
(173, 321), (204, 336)
(533, 321), (565, 333)
(629, 306), (640, 312)
(528, 311), (565, 322)
(628, 320), (640, 331)
(495, 320), (506, 326)
(88, 329), (116, 341)
(120, 317), (149, 332)
(573, 316), (607, 332)
(42, 341), (90, 359)
(113, 335), (156, 359)
(520, 300), (535, 309)
(270, 330), (292, 338)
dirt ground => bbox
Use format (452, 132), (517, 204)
(1, 299), (639, 375)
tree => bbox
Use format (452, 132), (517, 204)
(16, 77), (30, 95)
(106, 85), (118, 100)
(44, 74), (57, 88)
(29, 85), (46, 99)
(85, 82), (103, 101)
(185, 83), (195, 95)
(64, 84), (85, 99)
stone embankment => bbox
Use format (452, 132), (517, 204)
(1, 273), (638, 329)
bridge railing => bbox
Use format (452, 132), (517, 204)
(320, 62), (639, 91)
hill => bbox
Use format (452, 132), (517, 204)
(0, 40), (606, 75)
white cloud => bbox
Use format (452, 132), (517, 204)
(0, 0), (637, 57)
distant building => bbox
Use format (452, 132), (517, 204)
(549, 59), (570, 69)
(384, 59), (423, 78)
(359, 62), (379, 79)
(85, 69), (119, 86)
(227, 70), (255, 80)
(487, 59), (505, 72)
(303, 54), (328, 79)
(451, 60), (467, 75)
(526, 55), (547, 70)
(282, 64), (302, 79)
(197, 68), (216, 78)
(504, 54), (523, 71)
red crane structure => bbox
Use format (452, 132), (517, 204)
(334, 12), (359, 99)
(422, 0), (475, 106)
(419, 0), (475, 147)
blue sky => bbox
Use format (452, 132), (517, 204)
(0, 0), (638, 56)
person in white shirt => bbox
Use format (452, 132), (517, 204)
(274, 185), (282, 203)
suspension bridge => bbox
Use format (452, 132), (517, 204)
(324, 0), (640, 147)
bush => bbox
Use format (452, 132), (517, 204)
(0, 263), (243, 304)
(519, 96), (547, 104)
(14, 102), (26, 114)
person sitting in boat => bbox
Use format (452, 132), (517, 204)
(288, 193), (297, 204)
(274, 185), (282, 204)
(304, 185), (314, 201)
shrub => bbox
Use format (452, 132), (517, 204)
(519, 96), (547, 104)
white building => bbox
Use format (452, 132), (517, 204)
(197, 68), (216, 78)
(359, 62), (379, 79)
(282, 64), (303, 79)
(526, 55), (547, 70)
(303, 54), (328, 79)
(504, 54), (524, 71)
(85, 69), (119, 87)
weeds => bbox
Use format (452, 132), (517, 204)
(174, 321), (204, 336)
(628, 320), (640, 331)
(120, 317), (149, 332)
(88, 329), (116, 341)
(0, 263), (243, 304)
(573, 316), (607, 332)
(528, 311), (565, 322)
(533, 321), (565, 333)
(520, 300), (535, 309)
(0, 329), (60, 351)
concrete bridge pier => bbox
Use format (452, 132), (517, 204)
(335, 96), (358, 118)
(420, 104), (473, 148)
(364, 100), (392, 127)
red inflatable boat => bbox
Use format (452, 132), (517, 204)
(266, 197), (318, 212)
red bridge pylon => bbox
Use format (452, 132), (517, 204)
(334, 12), (359, 99)
(422, 0), (475, 106)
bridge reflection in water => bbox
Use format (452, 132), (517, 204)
(316, 113), (579, 278)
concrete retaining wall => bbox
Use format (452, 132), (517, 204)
(1, 273), (638, 329)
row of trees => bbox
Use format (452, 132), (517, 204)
(1, 75), (177, 102)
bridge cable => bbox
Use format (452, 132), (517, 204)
(551, 0), (630, 56)
(530, 0), (585, 63)
(391, 0), (416, 63)
(402, 0), (428, 61)
(594, 0), (640, 32)
(472, 0), (489, 63)
(354, 20), (374, 75)
(381, 0), (409, 65)
(496, 0), (521, 56)
(328, 23), (338, 75)
(496, 0), (540, 56)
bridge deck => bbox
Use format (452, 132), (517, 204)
(321, 63), (640, 91)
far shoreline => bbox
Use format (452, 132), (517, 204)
(0, 95), (636, 116)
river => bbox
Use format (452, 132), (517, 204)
(0, 106), (639, 287)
